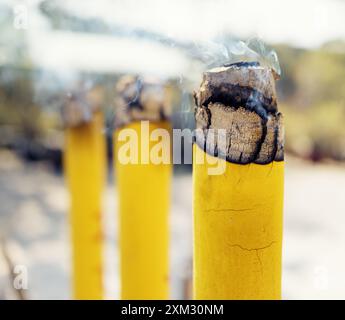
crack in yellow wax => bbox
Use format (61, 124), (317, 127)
(64, 112), (105, 300)
(193, 144), (284, 300)
(114, 121), (171, 299)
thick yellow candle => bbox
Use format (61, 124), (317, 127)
(114, 121), (171, 299)
(64, 111), (106, 299)
(193, 62), (284, 299)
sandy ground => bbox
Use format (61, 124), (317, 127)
(0, 149), (344, 299)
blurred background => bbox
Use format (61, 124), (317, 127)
(0, 0), (345, 299)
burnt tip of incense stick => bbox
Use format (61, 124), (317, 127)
(194, 62), (284, 165)
(61, 94), (93, 128)
(62, 86), (104, 128)
(114, 76), (172, 128)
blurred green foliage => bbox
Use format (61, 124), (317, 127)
(276, 42), (345, 161)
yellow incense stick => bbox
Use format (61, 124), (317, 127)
(64, 111), (106, 299)
(114, 76), (172, 299)
(193, 62), (284, 299)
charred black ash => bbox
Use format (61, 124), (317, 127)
(194, 63), (284, 165)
